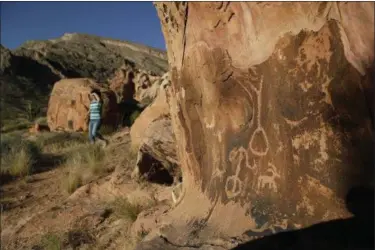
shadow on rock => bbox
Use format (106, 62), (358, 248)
(232, 186), (374, 250)
(118, 98), (145, 127)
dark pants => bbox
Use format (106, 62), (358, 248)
(88, 119), (104, 143)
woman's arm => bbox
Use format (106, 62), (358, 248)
(93, 93), (100, 102)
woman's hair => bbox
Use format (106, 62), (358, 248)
(90, 89), (102, 100)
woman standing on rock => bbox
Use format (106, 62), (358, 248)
(88, 90), (108, 147)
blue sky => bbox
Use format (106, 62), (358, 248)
(0, 1), (166, 50)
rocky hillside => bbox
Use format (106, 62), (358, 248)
(13, 33), (168, 82)
(0, 33), (168, 126)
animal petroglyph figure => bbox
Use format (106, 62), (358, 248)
(257, 162), (281, 192)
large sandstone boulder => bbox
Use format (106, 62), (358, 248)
(132, 116), (179, 185)
(47, 78), (119, 132)
(136, 2), (374, 248)
(130, 76), (179, 184)
(130, 79), (172, 149)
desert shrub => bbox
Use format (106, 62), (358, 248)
(35, 116), (48, 126)
(40, 233), (62, 250)
(0, 134), (41, 177)
(25, 101), (41, 122)
(1, 119), (31, 133)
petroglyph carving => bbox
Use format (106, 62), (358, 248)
(250, 219), (289, 235)
(230, 147), (258, 170)
(225, 148), (244, 198)
(205, 115), (216, 129)
(225, 171), (243, 199)
(225, 146), (260, 199)
(257, 162), (281, 192)
(247, 66), (270, 157)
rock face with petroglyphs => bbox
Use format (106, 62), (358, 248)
(47, 78), (119, 132)
(135, 2), (374, 248)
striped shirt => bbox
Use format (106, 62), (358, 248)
(89, 101), (102, 120)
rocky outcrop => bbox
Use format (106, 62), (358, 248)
(136, 72), (170, 106)
(109, 65), (136, 102)
(0, 45), (15, 74)
(130, 79), (172, 149)
(130, 74), (179, 184)
(132, 116), (179, 185)
(13, 33), (168, 83)
(138, 2), (374, 248)
(47, 78), (119, 132)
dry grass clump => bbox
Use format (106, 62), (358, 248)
(1, 118), (31, 133)
(62, 144), (106, 194)
(40, 233), (62, 250)
(110, 196), (156, 222)
(111, 197), (143, 222)
(35, 132), (86, 154)
(63, 169), (83, 194)
(0, 134), (41, 177)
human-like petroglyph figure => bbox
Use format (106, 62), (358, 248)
(209, 129), (227, 191)
(231, 147), (258, 170)
(257, 162), (281, 192)
(225, 149), (245, 198)
(247, 66), (270, 157)
(225, 146), (259, 198)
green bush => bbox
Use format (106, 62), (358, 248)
(129, 110), (141, 125)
